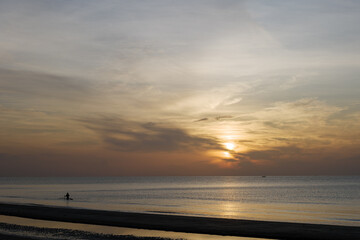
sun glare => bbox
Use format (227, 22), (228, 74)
(224, 142), (235, 151)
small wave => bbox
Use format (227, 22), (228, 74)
(147, 210), (181, 214)
(2, 196), (23, 199)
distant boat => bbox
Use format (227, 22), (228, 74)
(262, 176), (266, 178)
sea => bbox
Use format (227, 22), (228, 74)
(0, 176), (359, 239)
(0, 176), (359, 226)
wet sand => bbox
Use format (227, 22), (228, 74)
(0, 221), (184, 240)
(0, 233), (38, 240)
(0, 202), (359, 240)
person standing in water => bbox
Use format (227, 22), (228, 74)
(65, 192), (70, 200)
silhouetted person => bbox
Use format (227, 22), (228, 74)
(65, 192), (70, 200)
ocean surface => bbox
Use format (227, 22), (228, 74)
(0, 176), (359, 226)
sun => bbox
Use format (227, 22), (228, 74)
(224, 142), (235, 151)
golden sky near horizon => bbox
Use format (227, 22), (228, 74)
(0, 0), (360, 176)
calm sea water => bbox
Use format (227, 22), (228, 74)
(0, 176), (359, 226)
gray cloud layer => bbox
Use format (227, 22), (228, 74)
(78, 116), (222, 152)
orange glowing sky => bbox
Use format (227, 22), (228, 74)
(0, 0), (360, 176)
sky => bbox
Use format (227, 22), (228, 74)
(0, 0), (359, 176)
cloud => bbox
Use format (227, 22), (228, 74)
(194, 118), (208, 122)
(0, 152), (110, 177)
(0, 68), (94, 102)
(247, 0), (360, 53)
(207, 97), (360, 174)
(194, 115), (234, 122)
(256, 98), (343, 132)
(215, 115), (234, 120)
(222, 97), (242, 106)
(222, 145), (360, 175)
(78, 116), (222, 152)
(232, 98), (360, 151)
(0, 1), (359, 176)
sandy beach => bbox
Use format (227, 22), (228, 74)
(0, 202), (359, 240)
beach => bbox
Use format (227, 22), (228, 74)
(0, 221), (184, 240)
(0, 202), (359, 240)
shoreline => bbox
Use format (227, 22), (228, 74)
(0, 202), (359, 240)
